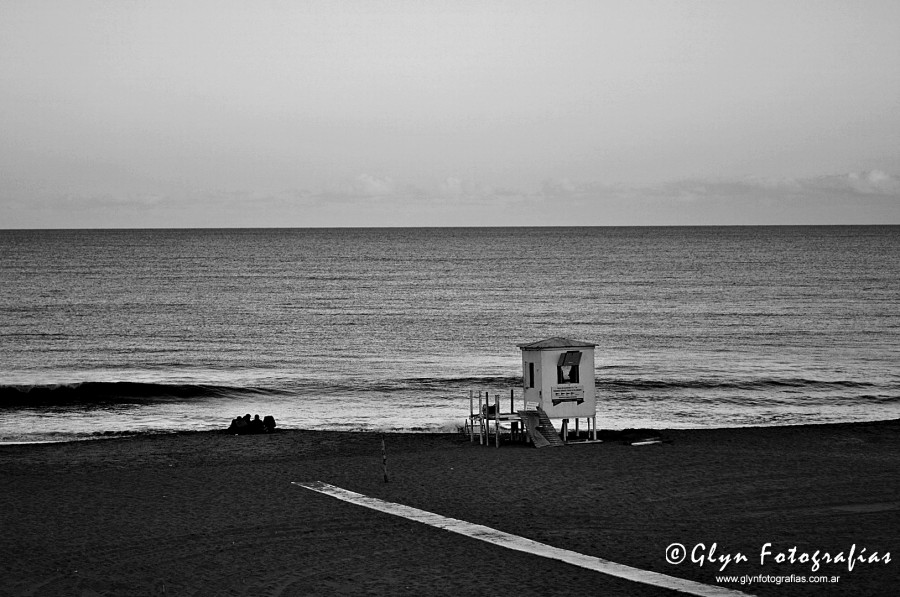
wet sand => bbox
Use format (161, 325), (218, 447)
(1, 420), (898, 596)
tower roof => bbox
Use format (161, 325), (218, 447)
(517, 337), (596, 350)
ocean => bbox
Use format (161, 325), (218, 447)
(1, 226), (898, 444)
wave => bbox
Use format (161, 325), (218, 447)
(398, 375), (522, 390)
(297, 375), (524, 395)
(601, 377), (879, 392)
(4, 374), (895, 410)
(396, 375), (890, 395)
(0, 375), (524, 408)
(0, 382), (274, 408)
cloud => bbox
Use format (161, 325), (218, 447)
(3, 169), (898, 228)
(525, 170), (900, 225)
(539, 177), (578, 198)
(324, 174), (397, 199)
(809, 170), (900, 195)
(711, 171), (900, 198)
(438, 177), (465, 198)
(435, 177), (524, 205)
(568, 171), (900, 204)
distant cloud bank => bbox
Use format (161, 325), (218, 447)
(2, 171), (898, 228)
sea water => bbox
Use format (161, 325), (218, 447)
(1, 227), (898, 443)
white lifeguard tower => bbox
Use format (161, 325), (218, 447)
(466, 337), (598, 447)
(518, 337), (597, 445)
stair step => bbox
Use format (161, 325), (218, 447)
(534, 411), (565, 446)
(518, 408), (566, 448)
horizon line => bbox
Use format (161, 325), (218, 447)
(3, 223), (899, 232)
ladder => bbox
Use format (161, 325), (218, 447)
(518, 407), (565, 448)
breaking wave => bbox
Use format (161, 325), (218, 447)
(0, 382), (274, 408)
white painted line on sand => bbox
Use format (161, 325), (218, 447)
(292, 481), (753, 597)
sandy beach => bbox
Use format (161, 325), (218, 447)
(1, 420), (898, 596)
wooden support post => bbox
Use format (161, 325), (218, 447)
(592, 415), (597, 441)
(478, 393), (484, 445)
(510, 388), (514, 414)
(469, 390), (474, 442)
(487, 391), (491, 445)
(575, 418), (580, 438)
(494, 394), (500, 448)
(484, 392), (489, 444)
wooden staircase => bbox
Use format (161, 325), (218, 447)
(518, 407), (565, 448)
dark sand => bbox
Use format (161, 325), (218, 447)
(1, 420), (898, 596)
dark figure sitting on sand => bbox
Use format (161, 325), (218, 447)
(227, 414), (252, 435)
(250, 414), (265, 434)
(228, 416), (248, 434)
(227, 414), (277, 435)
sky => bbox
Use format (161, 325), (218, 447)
(1, 0), (899, 227)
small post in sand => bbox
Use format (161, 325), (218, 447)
(381, 435), (389, 483)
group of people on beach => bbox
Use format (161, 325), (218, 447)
(227, 413), (277, 435)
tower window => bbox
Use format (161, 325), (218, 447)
(556, 351), (581, 384)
